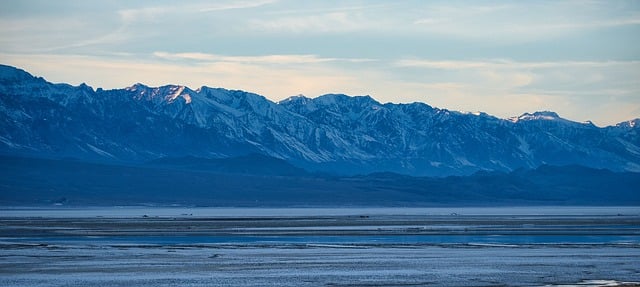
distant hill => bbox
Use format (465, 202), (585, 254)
(1, 156), (638, 206)
(148, 153), (307, 176)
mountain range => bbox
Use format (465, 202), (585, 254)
(2, 64), (639, 206)
(1, 64), (639, 176)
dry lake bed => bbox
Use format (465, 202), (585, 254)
(1, 207), (639, 286)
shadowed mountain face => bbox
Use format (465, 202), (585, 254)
(1, 156), (638, 206)
(1, 64), (639, 176)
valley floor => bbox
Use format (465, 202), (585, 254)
(1, 207), (639, 286)
(1, 242), (639, 287)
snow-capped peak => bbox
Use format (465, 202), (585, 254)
(616, 118), (640, 129)
(125, 83), (148, 91)
(278, 94), (310, 104)
(510, 111), (561, 122)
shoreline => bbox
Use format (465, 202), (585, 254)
(1, 206), (639, 218)
(2, 213), (639, 245)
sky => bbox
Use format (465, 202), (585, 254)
(0, 0), (639, 126)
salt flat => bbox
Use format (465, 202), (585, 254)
(1, 242), (639, 286)
(1, 207), (639, 286)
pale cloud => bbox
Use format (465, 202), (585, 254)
(395, 59), (640, 70)
(247, 1), (636, 39)
(0, 16), (119, 53)
(152, 51), (375, 64)
(249, 11), (381, 33)
(245, 2), (396, 34)
(22, 1), (279, 52)
(265, 3), (391, 16)
(44, 26), (130, 52)
(198, 0), (277, 12)
(412, 2), (640, 42)
(395, 58), (640, 99)
(118, 0), (277, 22)
(117, 7), (169, 24)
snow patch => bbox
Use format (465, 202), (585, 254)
(616, 138), (640, 156)
(430, 161), (442, 167)
(166, 86), (185, 102)
(278, 94), (308, 104)
(516, 136), (531, 155)
(511, 111), (561, 122)
(454, 157), (474, 166)
(86, 144), (115, 158)
(0, 136), (20, 148)
(489, 160), (509, 169)
(182, 93), (192, 104)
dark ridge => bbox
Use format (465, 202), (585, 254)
(148, 153), (308, 176)
(1, 156), (638, 207)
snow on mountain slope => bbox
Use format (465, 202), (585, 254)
(1, 64), (639, 175)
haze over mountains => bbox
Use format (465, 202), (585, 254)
(1, 64), (639, 206)
(1, 64), (639, 176)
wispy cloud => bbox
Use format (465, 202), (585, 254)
(396, 59), (640, 70)
(249, 11), (381, 33)
(28, 1), (280, 53)
(245, 2), (396, 33)
(394, 58), (640, 95)
(153, 51), (374, 64)
(264, 3), (391, 16)
(118, 0), (277, 22)
(412, 2), (640, 42)
(198, 0), (277, 12)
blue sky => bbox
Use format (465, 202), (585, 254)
(1, 0), (638, 126)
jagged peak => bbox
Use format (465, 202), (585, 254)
(392, 101), (435, 112)
(459, 110), (491, 117)
(616, 118), (640, 129)
(0, 64), (28, 75)
(197, 86), (265, 100)
(194, 85), (208, 93)
(126, 83), (191, 91)
(0, 64), (37, 81)
(314, 93), (349, 103)
(77, 82), (95, 92)
(278, 94), (310, 105)
(509, 111), (562, 123)
(125, 83), (149, 91)
(313, 93), (381, 107)
(164, 85), (187, 103)
(531, 111), (560, 118)
(195, 86), (274, 115)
